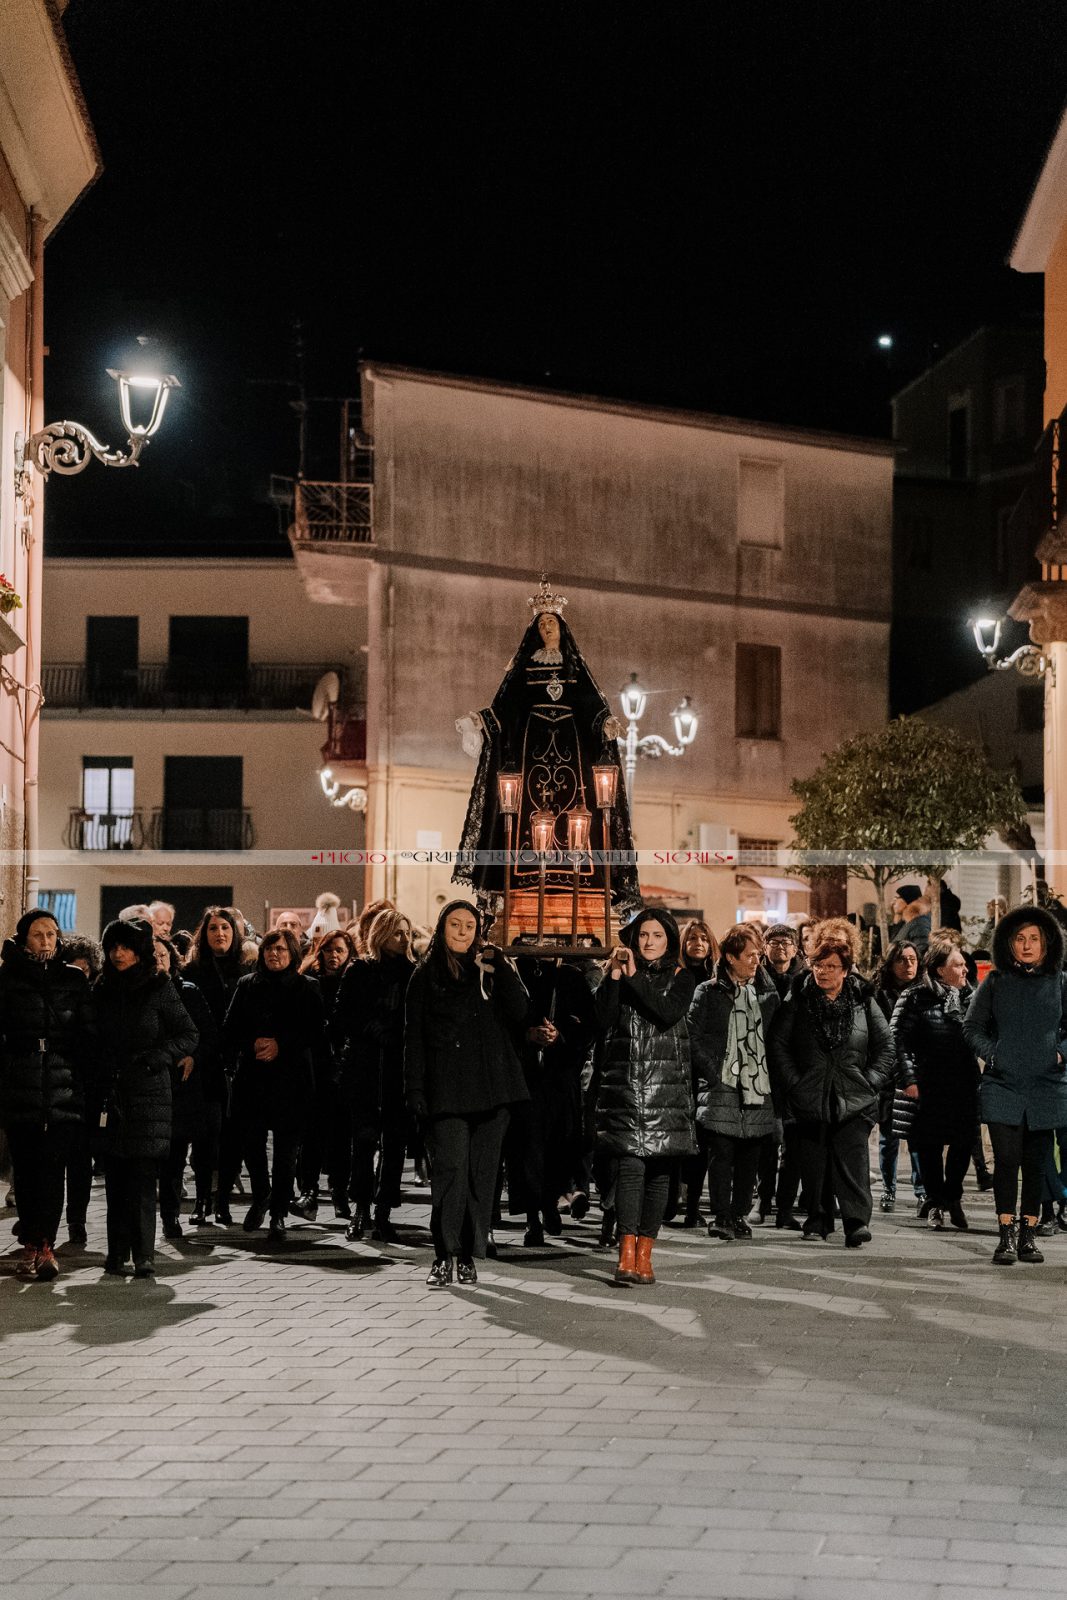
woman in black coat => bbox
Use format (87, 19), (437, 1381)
(293, 930), (358, 1221)
(872, 939), (923, 1213)
(404, 900), (528, 1288)
(333, 909), (414, 1243)
(223, 928), (330, 1241)
(689, 924), (780, 1242)
(183, 906), (254, 1224)
(0, 909), (95, 1281)
(891, 937), (979, 1232)
(94, 919), (198, 1278)
(594, 907), (696, 1287)
(155, 935), (225, 1236)
(769, 923), (895, 1247)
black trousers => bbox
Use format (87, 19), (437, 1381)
(297, 1082), (346, 1198)
(104, 1156), (159, 1265)
(350, 1105), (407, 1213)
(64, 1122), (93, 1229)
(244, 1117), (300, 1219)
(707, 1132), (762, 1220)
(615, 1154), (673, 1239)
(427, 1107), (509, 1260)
(795, 1115), (874, 1230)
(912, 1140), (970, 1206)
(215, 1108), (245, 1208)
(987, 1120), (1052, 1218)
(159, 1102), (223, 1218)
(7, 1123), (76, 1247)
(775, 1122), (803, 1215)
(682, 1128), (709, 1219)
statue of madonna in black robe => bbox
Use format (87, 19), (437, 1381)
(453, 608), (640, 915)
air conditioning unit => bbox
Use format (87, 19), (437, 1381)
(698, 824), (739, 862)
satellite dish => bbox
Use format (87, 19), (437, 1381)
(311, 671), (341, 722)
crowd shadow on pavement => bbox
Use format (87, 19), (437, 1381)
(0, 1265), (214, 1346)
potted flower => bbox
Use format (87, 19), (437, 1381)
(0, 575), (22, 616)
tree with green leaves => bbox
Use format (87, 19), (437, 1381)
(789, 716), (1027, 954)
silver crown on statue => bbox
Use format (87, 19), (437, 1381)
(527, 573), (568, 618)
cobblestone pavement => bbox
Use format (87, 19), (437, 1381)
(1, 1174), (1066, 1600)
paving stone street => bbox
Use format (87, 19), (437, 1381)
(1, 1172), (1065, 1600)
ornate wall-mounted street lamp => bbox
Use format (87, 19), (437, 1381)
(971, 616), (1050, 680)
(319, 767), (367, 812)
(618, 672), (699, 805)
(14, 340), (179, 498)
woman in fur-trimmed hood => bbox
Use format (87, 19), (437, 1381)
(963, 903), (1067, 1265)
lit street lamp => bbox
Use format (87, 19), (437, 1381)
(618, 672), (698, 806)
(14, 339), (179, 497)
(970, 615), (1049, 679)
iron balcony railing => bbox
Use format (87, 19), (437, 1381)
(1004, 402), (1067, 566)
(65, 808), (146, 851)
(290, 477), (374, 544)
(44, 662), (347, 713)
(147, 807), (255, 851)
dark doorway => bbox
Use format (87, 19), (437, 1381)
(162, 755), (245, 849)
(168, 617), (249, 700)
(99, 885), (233, 939)
(86, 616), (138, 705)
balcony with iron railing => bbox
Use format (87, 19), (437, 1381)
(64, 808), (147, 851)
(44, 662), (348, 714)
(64, 805), (254, 851)
(147, 807), (255, 850)
(290, 474), (374, 545)
(286, 461), (376, 606)
(1004, 402), (1067, 575)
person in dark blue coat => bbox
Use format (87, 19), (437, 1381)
(963, 904), (1067, 1266)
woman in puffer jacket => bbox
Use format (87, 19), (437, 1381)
(595, 908), (696, 1287)
(94, 918), (198, 1278)
(963, 903), (1067, 1266)
(769, 919), (894, 1248)
(0, 909), (95, 1281)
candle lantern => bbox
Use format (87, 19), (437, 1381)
(591, 764), (618, 810)
(496, 771), (522, 814)
(530, 810), (556, 855)
(496, 771), (523, 949)
(566, 804), (592, 853)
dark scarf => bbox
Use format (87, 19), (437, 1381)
(804, 977), (856, 1052)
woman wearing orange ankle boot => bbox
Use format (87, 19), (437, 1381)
(963, 905), (1067, 1266)
(594, 909), (696, 1286)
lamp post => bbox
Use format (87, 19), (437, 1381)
(592, 764), (618, 950)
(496, 771), (522, 947)
(618, 672), (698, 807)
(14, 342), (179, 498)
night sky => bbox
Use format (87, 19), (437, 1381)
(43, 1), (1067, 555)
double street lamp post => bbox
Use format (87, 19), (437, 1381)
(618, 672), (698, 808)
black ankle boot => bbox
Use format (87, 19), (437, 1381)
(992, 1219), (1017, 1265)
(190, 1197), (211, 1226)
(1017, 1219), (1045, 1263)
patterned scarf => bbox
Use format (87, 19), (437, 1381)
(722, 978), (770, 1105)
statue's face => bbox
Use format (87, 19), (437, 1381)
(537, 613), (560, 650)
